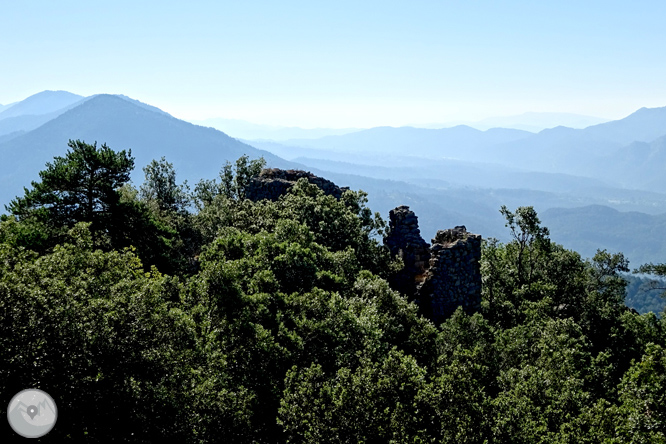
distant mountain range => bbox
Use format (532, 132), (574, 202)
(0, 90), (84, 119)
(263, 106), (666, 194)
(468, 112), (610, 132)
(190, 112), (609, 140)
(189, 117), (361, 141)
(0, 91), (90, 140)
(278, 125), (534, 160)
(2, 90), (666, 266)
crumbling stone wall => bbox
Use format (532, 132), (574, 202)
(416, 226), (482, 324)
(383, 206), (431, 298)
(246, 169), (348, 201)
(384, 206), (482, 324)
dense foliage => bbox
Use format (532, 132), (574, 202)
(1, 140), (665, 442)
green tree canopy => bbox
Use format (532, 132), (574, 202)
(7, 139), (134, 247)
(3, 149), (666, 442)
(140, 156), (190, 213)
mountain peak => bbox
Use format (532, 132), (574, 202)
(0, 91), (293, 207)
(629, 105), (666, 116)
(583, 105), (666, 144)
(0, 90), (84, 120)
(79, 94), (172, 118)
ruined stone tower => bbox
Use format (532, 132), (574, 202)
(416, 226), (482, 323)
(384, 206), (431, 299)
(384, 206), (482, 324)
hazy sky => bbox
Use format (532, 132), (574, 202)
(2, 1), (666, 128)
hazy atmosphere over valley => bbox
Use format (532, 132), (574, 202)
(3, 1), (666, 442)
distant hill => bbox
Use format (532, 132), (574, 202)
(482, 125), (623, 175)
(287, 156), (608, 195)
(0, 90), (84, 120)
(471, 112), (610, 132)
(593, 135), (666, 190)
(0, 114), (57, 138)
(191, 117), (361, 141)
(0, 91), (90, 138)
(583, 106), (666, 145)
(0, 103), (15, 113)
(541, 205), (666, 266)
(0, 93), (177, 139)
(281, 125), (533, 160)
(450, 106), (666, 183)
(0, 94), (295, 207)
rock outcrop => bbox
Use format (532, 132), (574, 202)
(246, 169), (349, 201)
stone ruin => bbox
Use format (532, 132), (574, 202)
(246, 168), (349, 202)
(384, 206), (482, 324)
(384, 206), (431, 299)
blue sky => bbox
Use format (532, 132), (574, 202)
(2, 1), (666, 127)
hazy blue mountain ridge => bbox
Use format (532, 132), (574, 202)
(485, 125), (624, 174)
(0, 94), (296, 207)
(542, 205), (666, 265)
(270, 106), (666, 191)
(113, 94), (174, 117)
(0, 114), (57, 137)
(0, 110), (83, 139)
(191, 117), (362, 141)
(599, 135), (666, 190)
(0, 93), (174, 139)
(0, 131), (25, 144)
(471, 112), (610, 132)
(289, 156), (609, 194)
(0, 103), (15, 113)
(0, 92), (95, 139)
(281, 125), (533, 161)
(583, 106), (666, 145)
(488, 107), (666, 177)
(0, 90), (84, 120)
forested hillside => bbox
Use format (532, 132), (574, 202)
(2, 140), (666, 442)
